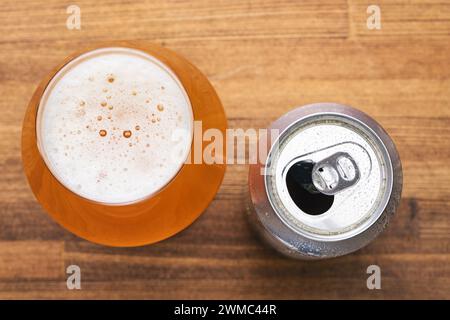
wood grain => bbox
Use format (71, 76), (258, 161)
(0, 0), (449, 299)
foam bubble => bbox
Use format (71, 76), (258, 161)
(37, 47), (193, 205)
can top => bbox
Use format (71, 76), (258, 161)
(265, 113), (393, 242)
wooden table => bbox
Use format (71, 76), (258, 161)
(0, 0), (449, 299)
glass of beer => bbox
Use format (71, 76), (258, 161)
(22, 43), (226, 246)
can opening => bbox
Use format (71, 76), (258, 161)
(285, 160), (334, 215)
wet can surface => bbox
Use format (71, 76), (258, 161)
(247, 103), (402, 259)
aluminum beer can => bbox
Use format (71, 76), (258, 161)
(247, 103), (402, 259)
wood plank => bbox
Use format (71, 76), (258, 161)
(0, 255), (447, 299)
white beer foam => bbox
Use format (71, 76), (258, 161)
(37, 47), (193, 205)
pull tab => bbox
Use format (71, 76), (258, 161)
(311, 152), (360, 195)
